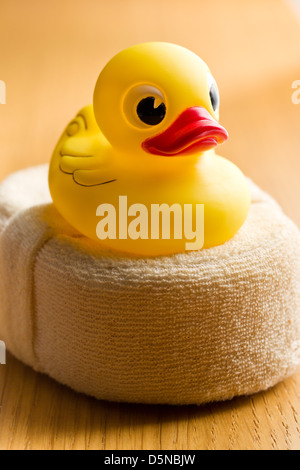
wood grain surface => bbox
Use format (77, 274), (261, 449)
(1, 0), (300, 450)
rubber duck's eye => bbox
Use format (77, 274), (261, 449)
(207, 73), (220, 112)
(137, 97), (166, 126)
(123, 85), (166, 128)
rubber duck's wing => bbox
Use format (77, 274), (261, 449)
(72, 169), (117, 187)
(59, 135), (106, 174)
(56, 106), (110, 175)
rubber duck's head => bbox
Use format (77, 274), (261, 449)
(93, 42), (228, 160)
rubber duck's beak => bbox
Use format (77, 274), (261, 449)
(142, 107), (228, 156)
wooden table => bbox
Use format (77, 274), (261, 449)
(1, 0), (300, 450)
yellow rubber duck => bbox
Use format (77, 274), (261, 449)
(49, 42), (250, 256)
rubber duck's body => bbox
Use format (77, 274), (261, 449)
(49, 42), (250, 256)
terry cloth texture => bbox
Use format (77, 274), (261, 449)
(0, 164), (300, 405)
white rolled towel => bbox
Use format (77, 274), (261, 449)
(0, 164), (300, 405)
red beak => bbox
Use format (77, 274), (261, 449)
(142, 107), (228, 156)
